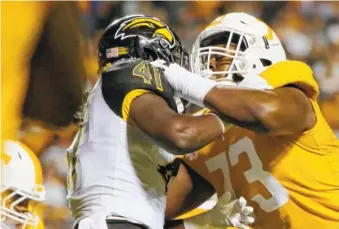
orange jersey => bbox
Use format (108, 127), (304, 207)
(1, 1), (49, 141)
(2, 3), (51, 228)
(183, 61), (339, 229)
(320, 94), (339, 131)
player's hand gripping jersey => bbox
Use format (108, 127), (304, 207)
(182, 61), (339, 229)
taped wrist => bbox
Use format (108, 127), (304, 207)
(168, 66), (217, 107)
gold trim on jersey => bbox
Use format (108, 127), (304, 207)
(122, 89), (151, 121)
(98, 62), (112, 75)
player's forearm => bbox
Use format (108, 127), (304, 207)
(158, 114), (224, 155)
(166, 161), (216, 220)
(204, 87), (271, 133)
(205, 86), (315, 135)
(157, 62), (313, 135)
(153, 63), (271, 133)
(130, 94), (224, 155)
(24, 1), (86, 127)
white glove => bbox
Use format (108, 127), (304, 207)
(210, 193), (255, 228)
(184, 192), (255, 229)
(237, 72), (273, 90)
(151, 60), (217, 107)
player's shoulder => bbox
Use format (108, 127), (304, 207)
(101, 58), (177, 120)
(102, 58), (156, 75)
(101, 58), (140, 76)
(261, 60), (319, 100)
(101, 58), (162, 90)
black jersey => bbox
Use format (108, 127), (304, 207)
(101, 59), (178, 121)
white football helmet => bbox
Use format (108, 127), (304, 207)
(1, 140), (45, 229)
(191, 12), (286, 86)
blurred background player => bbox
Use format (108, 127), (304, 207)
(1, 140), (45, 229)
(2, 2), (85, 228)
(1, 1), (86, 151)
(157, 12), (339, 229)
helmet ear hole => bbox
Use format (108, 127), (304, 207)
(143, 47), (158, 61)
(233, 73), (244, 83)
(260, 58), (272, 67)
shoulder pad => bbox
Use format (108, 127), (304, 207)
(101, 59), (178, 120)
(261, 60), (319, 99)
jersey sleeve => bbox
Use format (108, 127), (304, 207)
(261, 61), (339, 154)
(101, 59), (178, 121)
(260, 60), (319, 100)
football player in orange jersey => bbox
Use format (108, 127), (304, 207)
(158, 13), (339, 229)
(1, 140), (45, 229)
(2, 2), (85, 228)
(1, 1), (85, 144)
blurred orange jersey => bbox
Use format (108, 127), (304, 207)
(183, 61), (339, 229)
(1, 1), (49, 141)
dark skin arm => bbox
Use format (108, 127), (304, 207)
(23, 2), (85, 128)
(204, 86), (316, 135)
(129, 93), (223, 155)
(165, 162), (215, 220)
(165, 161), (215, 229)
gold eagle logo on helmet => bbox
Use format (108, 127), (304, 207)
(115, 17), (175, 48)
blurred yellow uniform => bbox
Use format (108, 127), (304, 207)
(1, 1), (49, 141)
(1, 4), (47, 228)
(2, 2), (84, 228)
(321, 94), (339, 132)
(1, 1), (84, 145)
(183, 61), (339, 229)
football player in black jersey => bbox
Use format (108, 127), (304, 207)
(98, 14), (226, 154)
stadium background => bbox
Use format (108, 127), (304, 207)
(15, 1), (339, 228)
